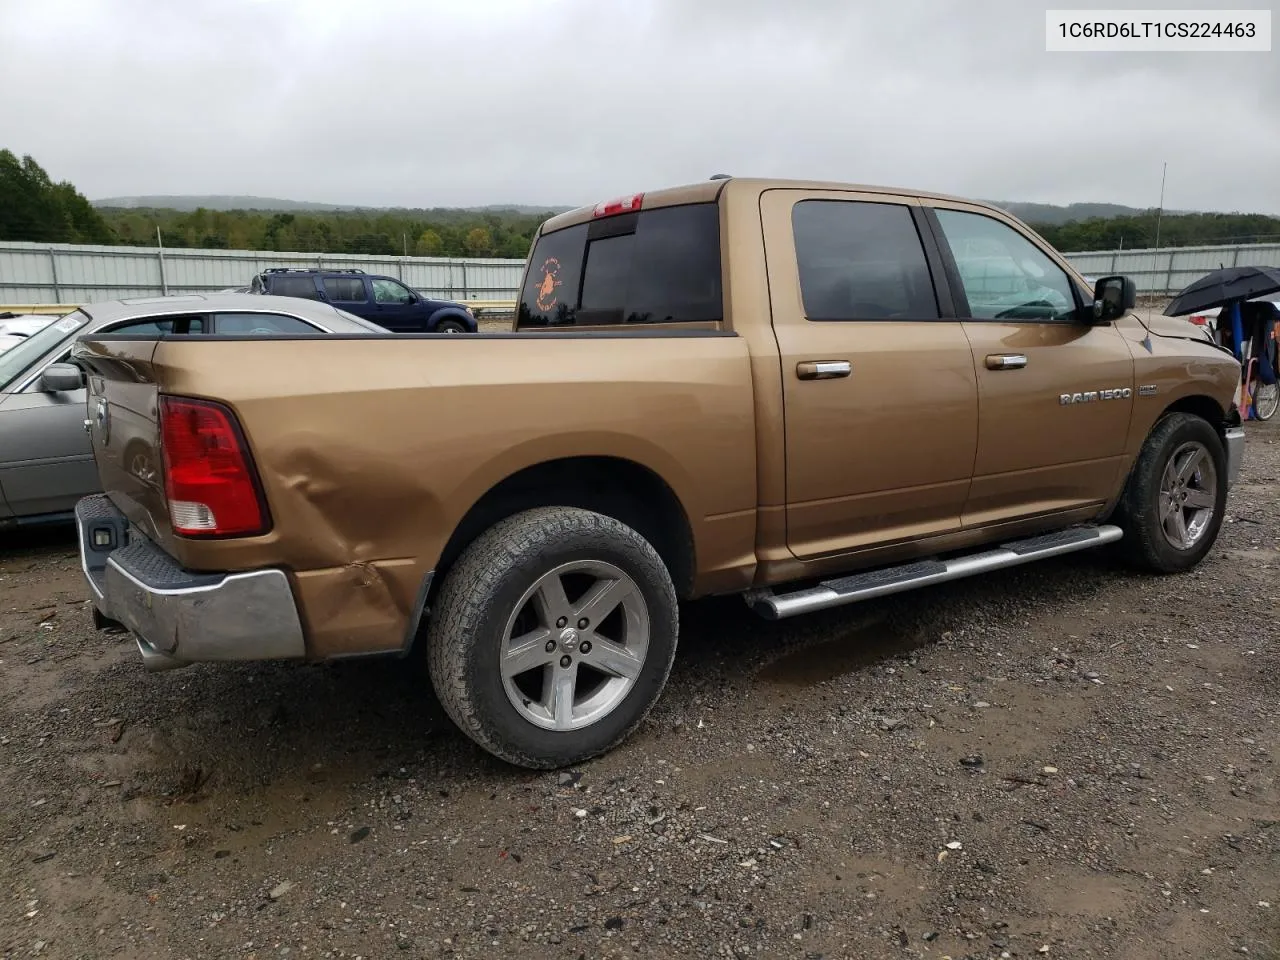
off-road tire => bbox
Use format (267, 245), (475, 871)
(425, 507), (679, 769)
(1113, 413), (1228, 573)
(434, 319), (468, 334)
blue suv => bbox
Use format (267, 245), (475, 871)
(250, 268), (477, 334)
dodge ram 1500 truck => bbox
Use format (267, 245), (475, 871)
(70, 177), (1245, 769)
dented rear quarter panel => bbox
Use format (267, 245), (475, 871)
(84, 334), (760, 658)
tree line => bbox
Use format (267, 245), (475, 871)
(102, 206), (549, 258)
(4, 148), (1279, 257)
(1034, 212), (1280, 252)
(0, 149), (118, 245)
(0, 150), (552, 258)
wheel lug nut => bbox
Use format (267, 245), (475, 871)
(556, 617), (567, 628)
(560, 655), (572, 668)
(578, 618), (589, 629)
(545, 640), (556, 653)
(580, 641), (592, 654)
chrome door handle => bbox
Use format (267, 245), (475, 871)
(797, 360), (851, 380)
(986, 354), (1028, 370)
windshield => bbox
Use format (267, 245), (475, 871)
(0, 311), (88, 391)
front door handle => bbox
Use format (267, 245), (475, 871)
(985, 354), (1028, 370)
(797, 360), (851, 381)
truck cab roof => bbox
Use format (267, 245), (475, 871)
(540, 176), (998, 235)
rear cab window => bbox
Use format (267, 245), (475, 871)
(517, 203), (722, 328)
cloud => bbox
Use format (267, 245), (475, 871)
(0, 0), (1275, 213)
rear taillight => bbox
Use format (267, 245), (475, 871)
(159, 396), (268, 537)
(1189, 314), (1208, 326)
(593, 193), (644, 218)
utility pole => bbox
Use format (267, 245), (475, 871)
(156, 225), (169, 296)
(1153, 160), (1167, 251)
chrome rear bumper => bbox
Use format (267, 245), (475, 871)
(76, 495), (306, 671)
(1223, 425), (1246, 489)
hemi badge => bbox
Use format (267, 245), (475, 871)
(1138, 384), (1158, 396)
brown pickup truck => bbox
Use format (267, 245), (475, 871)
(71, 177), (1245, 769)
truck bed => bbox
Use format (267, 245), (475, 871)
(73, 330), (761, 657)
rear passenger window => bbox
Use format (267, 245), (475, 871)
(271, 276), (323, 300)
(518, 203), (723, 327)
(792, 200), (939, 320)
(214, 313), (318, 335)
(323, 277), (366, 301)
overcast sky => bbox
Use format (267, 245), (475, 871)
(1, 0), (1277, 213)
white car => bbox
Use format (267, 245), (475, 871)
(0, 314), (58, 338)
(0, 334), (26, 355)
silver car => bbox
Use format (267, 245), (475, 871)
(0, 293), (383, 529)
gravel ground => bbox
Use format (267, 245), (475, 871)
(1, 422), (1277, 960)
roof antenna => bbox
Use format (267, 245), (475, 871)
(709, 173), (731, 180)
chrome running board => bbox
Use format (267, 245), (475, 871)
(749, 525), (1124, 621)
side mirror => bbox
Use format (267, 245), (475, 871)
(1091, 275), (1137, 322)
(40, 362), (85, 393)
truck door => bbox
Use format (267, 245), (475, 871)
(321, 275), (371, 316)
(760, 189), (980, 560)
(370, 277), (419, 331)
(923, 203), (1134, 527)
(0, 376), (96, 518)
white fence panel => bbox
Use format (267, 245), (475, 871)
(1064, 243), (1280, 294)
(0, 241), (527, 305)
(4, 239), (1280, 305)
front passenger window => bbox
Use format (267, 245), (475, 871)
(933, 209), (1077, 322)
(372, 279), (414, 304)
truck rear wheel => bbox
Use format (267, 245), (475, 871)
(1114, 412), (1228, 573)
(425, 507), (679, 769)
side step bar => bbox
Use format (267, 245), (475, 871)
(749, 525), (1124, 621)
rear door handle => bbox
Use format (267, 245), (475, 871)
(985, 354), (1028, 370)
(797, 360), (851, 380)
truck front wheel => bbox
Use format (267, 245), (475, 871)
(1114, 412), (1228, 573)
(425, 506), (679, 769)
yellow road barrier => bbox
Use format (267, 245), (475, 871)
(3, 300), (518, 317)
(0, 304), (78, 315)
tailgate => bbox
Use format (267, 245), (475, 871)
(73, 338), (172, 551)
